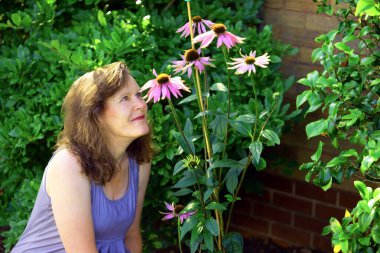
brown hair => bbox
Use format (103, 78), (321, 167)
(55, 61), (153, 185)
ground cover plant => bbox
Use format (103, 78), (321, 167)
(296, 0), (380, 252)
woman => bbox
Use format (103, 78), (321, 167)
(11, 62), (153, 253)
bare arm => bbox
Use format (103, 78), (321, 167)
(46, 149), (98, 253)
(125, 162), (151, 253)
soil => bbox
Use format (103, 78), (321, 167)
(157, 237), (327, 253)
(243, 238), (327, 253)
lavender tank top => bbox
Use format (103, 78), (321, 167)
(11, 154), (139, 253)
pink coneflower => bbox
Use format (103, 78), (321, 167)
(193, 23), (245, 49)
(140, 69), (190, 103)
(177, 16), (214, 38)
(161, 202), (196, 224)
(171, 48), (215, 78)
(228, 50), (270, 75)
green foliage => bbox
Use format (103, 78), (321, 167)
(298, 0), (379, 251)
(297, 0), (380, 190)
(146, 1), (298, 252)
(322, 181), (380, 253)
(0, 0), (297, 252)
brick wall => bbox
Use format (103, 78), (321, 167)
(230, 1), (360, 252)
(231, 172), (360, 252)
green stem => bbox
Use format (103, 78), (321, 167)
(220, 45), (231, 183)
(178, 218), (183, 253)
(224, 155), (252, 233)
(168, 99), (194, 155)
(251, 75), (259, 141)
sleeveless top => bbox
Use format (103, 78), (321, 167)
(11, 154), (139, 253)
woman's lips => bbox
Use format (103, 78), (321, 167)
(132, 115), (145, 121)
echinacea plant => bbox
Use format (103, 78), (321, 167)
(142, 1), (292, 252)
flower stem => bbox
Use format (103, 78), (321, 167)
(221, 45), (231, 160)
(186, 1), (195, 49)
(178, 218), (183, 253)
(168, 99), (194, 155)
(251, 75), (259, 140)
(195, 70), (212, 159)
(224, 154), (252, 233)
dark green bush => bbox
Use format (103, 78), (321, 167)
(0, 0), (297, 252)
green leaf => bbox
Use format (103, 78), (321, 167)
(210, 82), (228, 92)
(342, 35), (357, 43)
(354, 181), (369, 200)
(296, 90), (312, 109)
(371, 225), (380, 243)
(223, 232), (243, 253)
(305, 119), (328, 139)
(326, 156), (347, 167)
(261, 129), (280, 146)
(209, 159), (241, 170)
(173, 160), (186, 175)
(249, 141), (263, 164)
(171, 130), (195, 155)
(311, 48), (323, 63)
(361, 155), (375, 174)
(359, 210), (374, 232)
(355, 0), (380, 16)
(190, 225), (202, 253)
(335, 42), (351, 52)
(311, 141), (324, 162)
(235, 114), (255, 124)
(205, 217), (219, 236)
(97, 10), (107, 27)
(203, 231), (214, 252)
(252, 157), (267, 171)
(178, 94), (197, 104)
(270, 55), (281, 63)
(225, 168), (240, 194)
(206, 202), (226, 211)
(172, 173), (196, 188)
(180, 216), (198, 240)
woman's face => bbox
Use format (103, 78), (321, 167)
(99, 76), (149, 144)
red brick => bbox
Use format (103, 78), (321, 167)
(264, 0), (284, 9)
(264, 9), (306, 29)
(271, 25), (321, 48)
(285, 0), (318, 13)
(295, 181), (338, 204)
(315, 203), (345, 220)
(243, 189), (272, 203)
(231, 213), (270, 235)
(273, 192), (313, 215)
(259, 173), (293, 193)
(294, 214), (327, 234)
(338, 191), (361, 209)
(233, 198), (254, 215)
(306, 14), (339, 31)
(253, 203), (292, 224)
(272, 223), (311, 246)
(313, 234), (332, 252)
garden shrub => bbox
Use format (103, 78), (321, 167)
(0, 0), (297, 252)
(296, 0), (379, 251)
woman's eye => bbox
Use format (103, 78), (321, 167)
(121, 96), (129, 101)
(136, 92), (142, 98)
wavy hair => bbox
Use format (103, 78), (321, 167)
(56, 62), (153, 185)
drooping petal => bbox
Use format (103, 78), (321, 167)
(164, 202), (174, 212)
(162, 213), (176, 221)
(140, 79), (155, 92)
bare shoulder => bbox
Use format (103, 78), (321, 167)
(138, 162), (151, 177)
(137, 162), (151, 187)
(46, 148), (90, 197)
